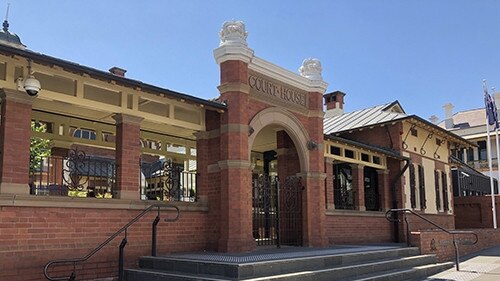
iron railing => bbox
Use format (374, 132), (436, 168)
(334, 188), (356, 210)
(364, 188), (380, 211)
(385, 208), (478, 271)
(43, 204), (180, 281)
(30, 149), (116, 198)
(140, 159), (197, 202)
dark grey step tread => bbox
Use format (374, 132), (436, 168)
(145, 247), (421, 266)
(125, 268), (230, 281)
(351, 262), (455, 281)
(242, 256), (442, 281)
(127, 255), (440, 281)
(140, 252), (430, 279)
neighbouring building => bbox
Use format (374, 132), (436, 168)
(436, 102), (500, 229)
(0, 20), (475, 280)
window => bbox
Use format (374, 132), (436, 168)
(364, 166), (379, 211)
(434, 170), (441, 211)
(478, 141), (487, 160)
(442, 171), (449, 211)
(330, 146), (341, 156)
(345, 149), (355, 159)
(373, 156), (381, 165)
(467, 148), (474, 162)
(72, 128), (97, 140)
(410, 164), (416, 208)
(411, 128), (418, 137)
(334, 163), (354, 210)
(418, 165), (426, 209)
(361, 153), (370, 162)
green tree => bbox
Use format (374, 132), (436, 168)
(30, 121), (51, 171)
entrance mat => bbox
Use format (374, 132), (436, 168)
(161, 244), (405, 264)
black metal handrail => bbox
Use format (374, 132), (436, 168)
(43, 204), (180, 281)
(385, 208), (478, 271)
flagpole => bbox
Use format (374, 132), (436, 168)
(495, 87), (500, 197)
(494, 87), (500, 197)
(484, 80), (498, 229)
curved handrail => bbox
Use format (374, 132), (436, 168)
(385, 208), (477, 271)
(44, 204), (180, 281)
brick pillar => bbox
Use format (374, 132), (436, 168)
(301, 90), (327, 247)
(0, 89), (34, 194)
(194, 109), (222, 250)
(112, 114), (143, 200)
(378, 169), (391, 211)
(217, 60), (254, 252)
(351, 164), (366, 211)
(325, 158), (334, 210)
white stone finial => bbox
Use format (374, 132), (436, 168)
(219, 20), (248, 47)
(299, 58), (322, 80)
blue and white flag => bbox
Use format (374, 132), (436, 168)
(484, 84), (499, 130)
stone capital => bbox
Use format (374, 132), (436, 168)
(0, 88), (35, 105)
(217, 83), (250, 95)
(220, 124), (249, 134)
(325, 158), (335, 165)
(218, 160), (252, 170)
(296, 171), (327, 180)
(112, 113), (144, 125)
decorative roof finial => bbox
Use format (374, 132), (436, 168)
(3, 3), (10, 32)
(299, 58), (323, 81)
(219, 20), (248, 47)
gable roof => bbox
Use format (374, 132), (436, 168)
(324, 100), (475, 148)
(437, 108), (485, 129)
(324, 100), (407, 134)
(0, 44), (226, 111)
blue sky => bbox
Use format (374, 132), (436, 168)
(6, 0), (500, 121)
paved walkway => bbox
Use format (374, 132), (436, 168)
(425, 245), (500, 281)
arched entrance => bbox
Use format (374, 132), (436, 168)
(249, 109), (309, 247)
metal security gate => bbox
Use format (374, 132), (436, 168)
(252, 175), (303, 247)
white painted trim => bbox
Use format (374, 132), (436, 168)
(213, 45), (254, 64)
(249, 57), (328, 93)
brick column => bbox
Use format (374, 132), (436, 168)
(301, 89), (327, 247)
(351, 164), (366, 211)
(112, 114), (143, 200)
(325, 158), (335, 210)
(0, 89), (34, 194)
(377, 169), (391, 211)
(217, 60), (255, 252)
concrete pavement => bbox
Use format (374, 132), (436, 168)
(424, 245), (500, 281)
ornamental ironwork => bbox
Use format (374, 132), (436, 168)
(140, 158), (196, 202)
(29, 148), (116, 197)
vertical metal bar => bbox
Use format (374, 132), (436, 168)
(453, 239), (460, 271)
(152, 207), (160, 256)
(118, 229), (128, 281)
(404, 213), (411, 247)
(276, 178), (281, 248)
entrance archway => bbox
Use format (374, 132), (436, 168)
(249, 108), (310, 247)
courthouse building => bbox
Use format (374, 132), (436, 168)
(0, 20), (474, 280)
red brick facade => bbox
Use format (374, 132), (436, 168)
(113, 114), (143, 200)
(0, 89), (34, 194)
(454, 195), (500, 229)
(0, 205), (210, 281)
(0, 36), (479, 281)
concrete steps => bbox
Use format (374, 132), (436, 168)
(124, 247), (454, 281)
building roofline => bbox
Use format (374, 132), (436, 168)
(0, 44), (227, 111)
(325, 135), (409, 160)
(329, 113), (476, 148)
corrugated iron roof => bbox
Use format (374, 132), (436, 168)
(324, 101), (407, 134)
